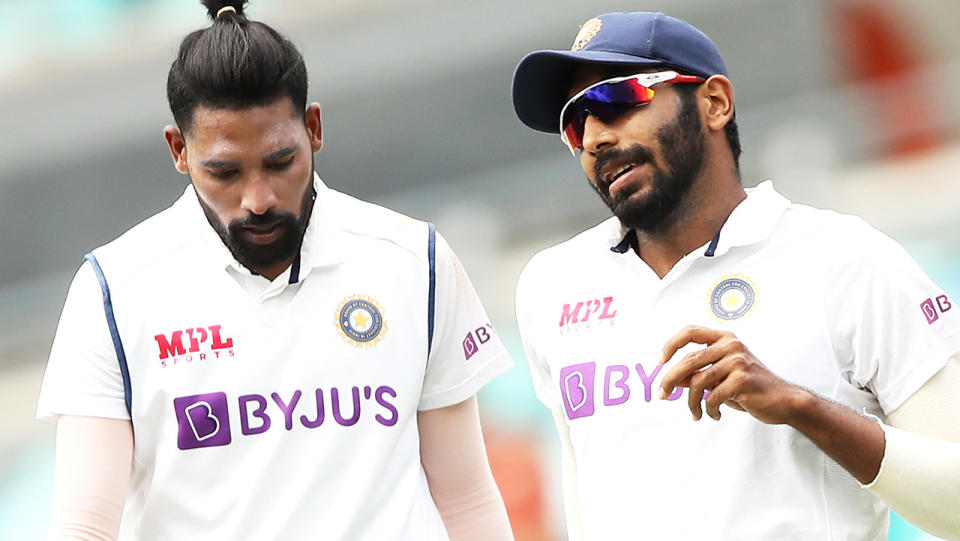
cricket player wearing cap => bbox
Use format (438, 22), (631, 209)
(512, 11), (960, 540)
(36, 2), (515, 539)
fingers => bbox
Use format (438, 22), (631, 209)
(702, 376), (745, 420)
(685, 363), (732, 420)
(660, 325), (730, 365)
(659, 334), (740, 399)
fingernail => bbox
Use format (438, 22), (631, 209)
(658, 388), (667, 400)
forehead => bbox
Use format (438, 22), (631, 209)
(187, 97), (302, 147)
(566, 64), (663, 100)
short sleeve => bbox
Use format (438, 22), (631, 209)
(36, 261), (130, 423)
(418, 232), (512, 410)
(515, 255), (561, 411)
(824, 223), (960, 413)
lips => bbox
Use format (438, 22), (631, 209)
(240, 222), (285, 245)
(599, 159), (646, 195)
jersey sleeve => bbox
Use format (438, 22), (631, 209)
(823, 222), (960, 414)
(36, 261), (129, 423)
(515, 255), (561, 412)
(418, 232), (512, 410)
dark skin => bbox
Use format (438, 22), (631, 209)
(163, 98), (324, 280)
(570, 65), (885, 484)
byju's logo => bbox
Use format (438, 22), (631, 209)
(462, 324), (494, 361)
(559, 362), (596, 420)
(174, 393), (232, 450)
(557, 361), (687, 421)
(921, 295), (953, 324)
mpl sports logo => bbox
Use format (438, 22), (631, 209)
(154, 324), (235, 368)
(173, 385), (400, 450)
(921, 294), (953, 324)
(558, 296), (618, 335)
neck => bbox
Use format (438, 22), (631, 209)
(632, 169), (745, 278)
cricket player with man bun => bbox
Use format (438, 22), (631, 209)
(512, 11), (960, 540)
(37, 2), (515, 539)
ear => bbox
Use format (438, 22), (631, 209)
(163, 126), (190, 174)
(700, 75), (735, 133)
(305, 103), (323, 152)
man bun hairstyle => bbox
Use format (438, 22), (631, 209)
(167, 1), (308, 133)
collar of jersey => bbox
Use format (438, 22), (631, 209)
(611, 180), (789, 258)
(185, 172), (347, 279)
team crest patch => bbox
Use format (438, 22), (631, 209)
(571, 18), (602, 51)
(708, 274), (757, 320)
(335, 295), (387, 347)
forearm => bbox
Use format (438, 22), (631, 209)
(419, 398), (514, 541)
(866, 424), (960, 540)
(428, 470), (514, 541)
(864, 356), (960, 540)
(786, 389), (885, 485)
(49, 416), (132, 541)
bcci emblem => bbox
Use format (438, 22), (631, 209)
(335, 295), (387, 347)
(709, 274), (757, 320)
(571, 18), (602, 51)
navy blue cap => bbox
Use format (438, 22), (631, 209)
(512, 12), (728, 133)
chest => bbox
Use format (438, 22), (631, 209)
(110, 261), (429, 440)
(534, 248), (843, 428)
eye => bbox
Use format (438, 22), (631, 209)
(209, 169), (239, 180)
(268, 157), (295, 171)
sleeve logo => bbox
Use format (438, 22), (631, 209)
(462, 324), (493, 360)
(921, 294), (953, 324)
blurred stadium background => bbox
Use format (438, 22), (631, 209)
(2, 0), (958, 539)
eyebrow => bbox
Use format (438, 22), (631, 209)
(199, 145), (298, 169)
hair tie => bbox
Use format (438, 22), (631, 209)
(216, 6), (237, 18)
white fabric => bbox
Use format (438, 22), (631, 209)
(516, 181), (960, 540)
(865, 355), (960, 540)
(550, 410), (584, 541)
(37, 174), (512, 540)
(418, 397), (514, 541)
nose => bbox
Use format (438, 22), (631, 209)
(240, 173), (278, 216)
(580, 113), (618, 154)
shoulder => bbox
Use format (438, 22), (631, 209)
(326, 189), (431, 263)
(778, 203), (906, 262)
(89, 190), (197, 281)
(518, 216), (620, 295)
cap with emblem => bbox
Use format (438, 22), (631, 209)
(512, 11), (728, 133)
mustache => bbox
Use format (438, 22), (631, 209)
(229, 210), (295, 229)
(593, 144), (655, 183)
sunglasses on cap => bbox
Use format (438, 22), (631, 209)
(559, 70), (705, 154)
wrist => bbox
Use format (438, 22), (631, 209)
(784, 385), (820, 427)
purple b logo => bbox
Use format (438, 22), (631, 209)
(463, 333), (478, 360)
(174, 392), (232, 450)
(559, 362), (596, 420)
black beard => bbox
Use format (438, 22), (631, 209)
(197, 172), (315, 275)
(591, 94), (705, 233)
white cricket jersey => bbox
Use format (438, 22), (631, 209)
(516, 181), (960, 540)
(37, 174), (512, 540)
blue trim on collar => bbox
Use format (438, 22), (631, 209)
(288, 252), (301, 284)
(427, 223), (437, 356)
(611, 229), (637, 254)
(704, 229), (722, 257)
(83, 253), (132, 416)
